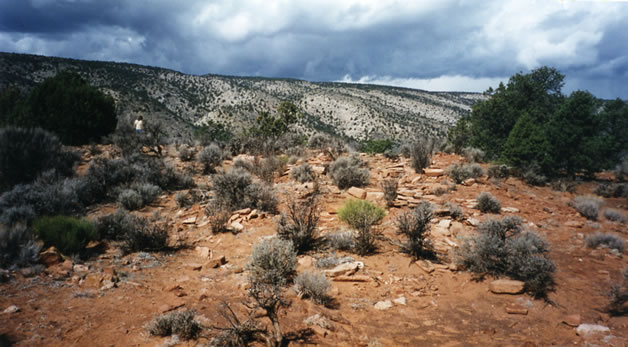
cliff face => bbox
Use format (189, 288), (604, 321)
(0, 52), (483, 141)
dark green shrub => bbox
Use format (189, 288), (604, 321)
(521, 165), (547, 186)
(594, 183), (628, 198)
(475, 192), (501, 213)
(328, 155), (369, 189)
(410, 139), (434, 173)
(9, 71), (117, 145)
(0, 127), (78, 192)
(294, 271), (331, 305)
(147, 310), (202, 340)
(0, 223), (41, 269)
(290, 163), (315, 183)
(457, 216), (555, 297)
(361, 139), (394, 154)
(277, 195), (320, 254)
(396, 202), (436, 260)
(585, 232), (624, 253)
(33, 215), (97, 255)
(616, 159), (628, 182)
(569, 195), (603, 220)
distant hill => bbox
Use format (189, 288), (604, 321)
(0, 52), (484, 142)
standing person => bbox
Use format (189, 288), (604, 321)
(134, 115), (145, 134)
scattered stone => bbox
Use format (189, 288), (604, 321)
(450, 221), (465, 236)
(20, 267), (36, 278)
(347, 187), (366, 199)
(159, 302), (185, 314)
(437, 219), (451, 228)
(431, 226), (451, 237)
(489, 279), (525, 294)
(195, 246), (211, 259)
(462, 178), (475, 186)
(565, 220), (584, 228)
(434, 208), (450, 217)
(73, 264), (89, 273)
(424, 169), (444, 177)
(3, 305), (19, 314)
(576, 324), (610, 337)
(366, 191), (385, 201)
(505, 303), (528, 315)
(100, 280), (116, 291)
(39, 246), (61, 267)
(205, 255), (227, 269)
(324, 261), (363, 277)
(311, 166), (326, 174)
(393, 297), (407, 306)
(298, 256), (314, 268)
(182, 216), (197, 224)
(230, 221), (244, 232)
(333, 275), (370, 282)
(501, 207), (520, 213)
(466, 218), (480, 227)
(374, 300), (393, 310)
(563, 314), (581, 327)
(234, 208), (252, 215)
(416, 260), (435, 274)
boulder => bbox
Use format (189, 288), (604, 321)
(182, 216), (197, 224)
(424, 169), (444, 177)
(489, 279), (525, 294)
(324, 261), (363, 277)
(195, 246), (211, 259)
(416, 260), (435, 274)
(576, 324), (610, 337)
(501, 207), (520, 213)
(205, 255), (227, 269)
(39, 246), (61, 267)
(347, 187), (366, 199)
(562, 314), (581, 327)
(374, 300), (393, 310)
(393, 297), (407, 306)
(366, 191), (385, 201)
(505, 303), (528, 315)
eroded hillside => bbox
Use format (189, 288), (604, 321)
(0, 52), (482, 141)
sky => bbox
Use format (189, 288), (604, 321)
(1, 0), (627, 99)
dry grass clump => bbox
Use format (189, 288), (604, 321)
(475, 192), (501, 214)
(569, 195), (604, 220)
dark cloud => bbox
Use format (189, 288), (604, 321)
(0, 0), (627, 98)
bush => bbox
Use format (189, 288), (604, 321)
(212, 168), (278, 212)
(328, 155), (370, 189)
(175, 192), (191, 207)
(308, 133), (331, 149)
(277, 195), (320, 254)
(294, 271), (331, 305)
(338, 200), (385, 255)
(197, 144), (223, 173)
(446, 163), (485, 184)
(569, 195), (604, 220)
(361, 139), (394, 154)
(325, 231), (355, 251)
(595, 183), (628, 198)
(0, 206), (36, 226)
(247, 237), (297, 287)
(290, 163), (315, 183)
(254, 156), (285, 183)
(122, 215), (169, 253)
(409, 139), (434, 173)
(521, 165), (547, 186)
(487, 164), (511, 179)
(462, 147), (485, 163)
(33, 215), (97, 255)
(446, 202), (464, 220)
(604, 209), (627, 223)
(396, 202), (436, 260)
(95, 209), (143, 241)
(0, 223), (41, 269)
(585, 232), (624, 253)
(616, 159), (628, 182)
(608, 269), (628, 315)
(178, 145), (195, 162)
(232, 157), (256, 172)
(0, 127), (78, 192)
(550, 179), (577, 193)
(210, 303), (264, 347)
(380, 179), (398, 207)
(147, 310), (202, 340)
(117, 189), (143, 210)
(12, 71), (117, 145)
(475, 192), (501, 213)
(204, 201), (232, 234)
(457, 216), (555, 297)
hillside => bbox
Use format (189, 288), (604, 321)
(0, 52), (482, 141)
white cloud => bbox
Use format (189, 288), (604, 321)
(339, 74), (508, 93)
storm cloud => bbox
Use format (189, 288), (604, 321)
(1, 0), (627, 98)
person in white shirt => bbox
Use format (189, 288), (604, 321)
(134, 116), (145, 134)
